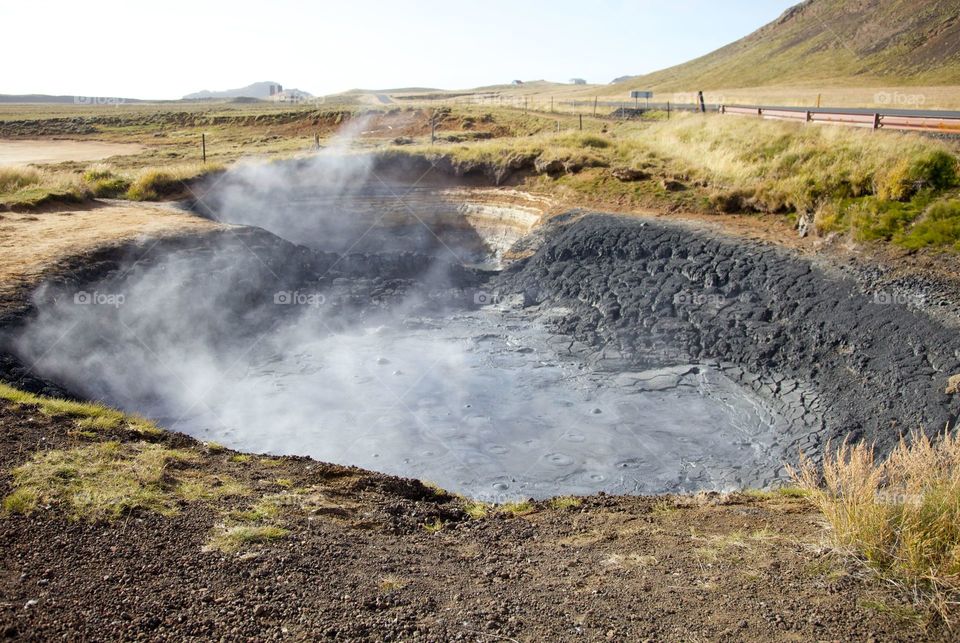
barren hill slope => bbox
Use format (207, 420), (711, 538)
(614, 0), (960, 92)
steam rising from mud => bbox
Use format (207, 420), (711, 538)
(7, 123), (810, 499)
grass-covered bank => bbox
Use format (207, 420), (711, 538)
(0, 162), (225, 209)
(392, 112), (960, 250)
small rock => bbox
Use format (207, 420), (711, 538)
(534, 157), (565, 175)
(611, 167), (649, 182)
(946, 373), (960, 395)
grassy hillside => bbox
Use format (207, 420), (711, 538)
(613, 0), (960, 92)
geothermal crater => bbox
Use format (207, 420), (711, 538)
(5, 156), (958, 501)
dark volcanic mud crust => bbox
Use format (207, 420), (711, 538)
(498, 212), (960, 454)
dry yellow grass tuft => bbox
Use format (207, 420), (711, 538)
(125, 162), (225, 201)
(791, 430), (960, 621)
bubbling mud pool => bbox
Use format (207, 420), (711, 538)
(10, 248), (804, 503)
(185, 305), (796, 500)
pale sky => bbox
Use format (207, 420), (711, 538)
(1, 0), (798, 99)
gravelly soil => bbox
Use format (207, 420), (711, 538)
(0, 402), (946, 642)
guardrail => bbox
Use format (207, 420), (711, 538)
(720, 104), (960, 133)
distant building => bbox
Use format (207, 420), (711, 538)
(269, 84), (283, 96)
(570, 78), (587, 85)
(269, 88), (312, 103)
(512, 80), (524, 86)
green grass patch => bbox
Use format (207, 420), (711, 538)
(463, 501), (489, 519)
(228, 498), (281, 523)
(175, 473), (248, 502)
(124, 163), (224, 201)
(0, 165), (90, 208)
(548, 496), (582, 510)
(742, 486), (810, 500)
(899, 200), (960, 251)
(0, 382), (161, 437)
(204, 525), (289, 553)
(3, 441), (199, 521)
(82, 167), (131, 198)
(499, 500), (535, 517)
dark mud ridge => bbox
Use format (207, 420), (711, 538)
(498, 212), (960, 454)
(2, 167), (958, 498)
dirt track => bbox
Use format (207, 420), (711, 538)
(0, 140), (145, 166)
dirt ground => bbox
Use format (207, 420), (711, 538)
(0, 140), (145, 166)
(0, 201), (221, 312)
(0, 402), (944, 642)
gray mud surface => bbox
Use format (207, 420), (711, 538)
(498, 212), (960, 453)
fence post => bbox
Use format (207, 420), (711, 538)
(873, 113), (881, 130)
(667, 101), (671, 119)
(579, 114), (583, 131)
(593, 96), (597, 117)
(201, 133), (206, 163)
